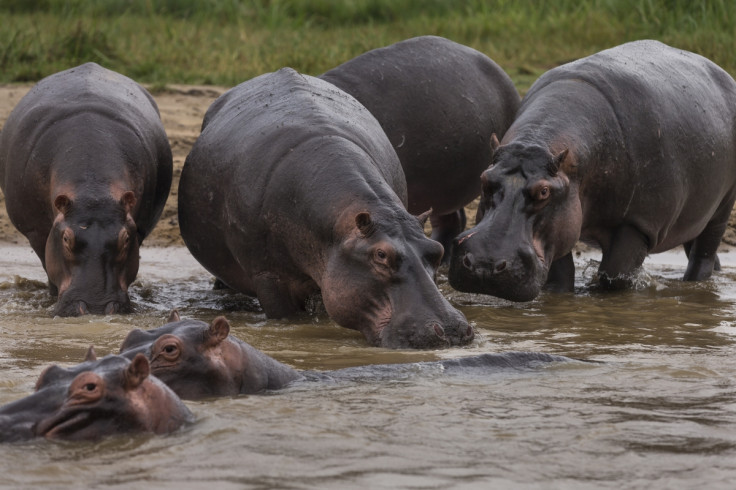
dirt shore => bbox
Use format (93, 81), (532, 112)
(2, 83), (736, 249)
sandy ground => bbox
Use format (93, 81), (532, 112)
(2, 83), (736, 249)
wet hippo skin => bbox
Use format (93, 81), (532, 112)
(0, 351), (193, 442)
(120, 312), (578, 400)
(178, 68), (472, 349)
(449, 40), (736, 301)
(320, 36), (521, 261)
(0, 62), (173, 316)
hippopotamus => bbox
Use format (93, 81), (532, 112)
(0, 62), (173, 316)
(449, 40), (736, 301)
(0, 350), (193, 442)
(178, 67), (472, 349)
(319, 36), (520, 259)
(119, 312), (578, 400)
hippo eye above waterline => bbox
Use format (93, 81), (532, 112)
(161, 344), (180, 359)
(84, 383), (97, 391)
(376, 249), (387, 260)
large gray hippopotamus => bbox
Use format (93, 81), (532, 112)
(178, 68), (473, 349)
(449, 40), (736, 301)
(320, 36), (520, 258)
(0, 351), (192, 442)
(0, 62), (173, 316)
(119, 312), (578, 400)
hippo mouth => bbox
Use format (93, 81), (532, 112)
(36, 409), (94, 439)
(54, 298), (133, 317)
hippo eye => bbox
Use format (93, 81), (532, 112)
(161, 343), (180, 360)
(376, 249), (387, 260)
(539, 187), (550, 199)
(84, 383), (97, 391)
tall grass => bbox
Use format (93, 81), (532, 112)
(1, 0), (734, 91)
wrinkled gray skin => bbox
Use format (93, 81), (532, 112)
(179, 68), (472, 349)
(449, 40), (736, 301)
(0, 351), (193, 442)
(320, 36), (520, 261)
(119, 312), (577, 400)
(0, 62), (173, 316)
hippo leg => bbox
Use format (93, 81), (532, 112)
(254, 273), (300, 318)
(544, 252), (575, 293)
(598, 224), (648, 289)
(430, 210), (466, 264)
(684, 241), (721, 273)
(683, 208), (730, 280)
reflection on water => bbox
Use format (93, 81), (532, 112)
(1, 244), (736, 488)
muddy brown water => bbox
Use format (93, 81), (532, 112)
(1, 244), (736, 489)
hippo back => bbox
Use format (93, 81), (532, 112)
(320, 35), (521, 215)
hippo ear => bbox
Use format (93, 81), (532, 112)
(120, 191), (136, 214)
(84, 345), (97, 362)
(355, 212), (375, 238)
(168, 309), (181, 323)
(54, 195), (72, 215)
(206, 316), (230, 346)
(490, 133), (500, 153)
(416, 208), (432, 227)
(125, 354), (151, 390)
(548, 148), (569, 175)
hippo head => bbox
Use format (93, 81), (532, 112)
(0, 350), (192, 442)
(120, 313), (243, 399)
(120, 312), (301, 399)
(321, 209), (474, 349)
(45, 192), (140, 316)
(449, 136), (581, 301)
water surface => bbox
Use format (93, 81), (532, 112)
(1, 244), (735, 489)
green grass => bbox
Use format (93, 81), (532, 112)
(1, 0), (734, 93)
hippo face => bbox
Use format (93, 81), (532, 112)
(0, 353), (192, 442)
(322, 211), (474, 349)
(120, 316), (241, 400)
(449, 139), (581, 301)
(45, 192), (140, 316)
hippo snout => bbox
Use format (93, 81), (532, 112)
(429, 319), (475, 346)
(54, 297), (131, 317)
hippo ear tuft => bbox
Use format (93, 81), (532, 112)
(490, 133), (500, 152)
(168, 309), (181, 323)
(548, 148), (569, 175)
(416, 208), (432, 227)
(84, 345), (97, 362)
(206, 316), (230, 346)
(125, 354), (150, 390)
(355, 212), (375, 237)
(121, 191), (136, 214)
(54, 195), (72, 215)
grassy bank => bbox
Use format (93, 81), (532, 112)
(1, 0), (734, 93)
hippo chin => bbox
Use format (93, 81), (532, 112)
(450, 40), (736, 300)
(178, 67), (472, 349)
(120, 312), (581, 400)
(319, 36), (520, 260)
(0, 350), (193, 442)
(0, 62), (173, 316)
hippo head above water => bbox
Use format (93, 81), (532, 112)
(449, 135), (580, 301)
(45, 191), (141, 317)
(119, 312), (302, 399)
(0, 350), (193, 442)
(321, 209), (474, 348)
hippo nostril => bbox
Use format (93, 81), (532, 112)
(432, 323), (446, 339)
(465, 325), (474, 338)
(105, 302), (118, 315)
(77, 301), (89, 316)
(462, 253), (474, 271)
(494, 260), (507, 273)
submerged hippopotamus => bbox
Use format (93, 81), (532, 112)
(0, 350), (192, 442)
(320, 36), (520, 259)
(449, 40), (736, 301)
(179, 68), (472, 349)
(119, 312), (576, 400)
(0, 62), (173, 316)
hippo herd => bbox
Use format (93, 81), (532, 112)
(1, 36), (736, 441)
